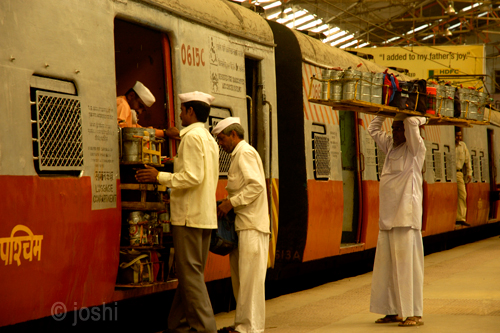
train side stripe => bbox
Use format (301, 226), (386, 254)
(323, 105), (331, 124)
(302, 64), (315, 122)
(268, 178), (279, 268)
(301, 76), (313, 121)
(314, 104), (324, 123)
(303, 102), (310, 120)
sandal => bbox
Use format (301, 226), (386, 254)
(375, 315), (404, 323)
(217, 327), (240, 333)
(398, 316), (424, 327)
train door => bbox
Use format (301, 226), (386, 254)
(339, 111), (360, 244)
(488, 129), (498, 219)
(113, 19), (175, 284)
(245, 57), (264, 156)
(114, 19), (172, 141)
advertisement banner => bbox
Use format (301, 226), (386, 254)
(349, 45), (485, 86)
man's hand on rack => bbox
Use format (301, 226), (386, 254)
(135, 164), (160, 183)
(164, 127), (181, 140)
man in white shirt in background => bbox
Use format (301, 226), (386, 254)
(135, 91), (218, 333)
(455, 128), (472, 227)
(367, 113), (427, 327)
(212, 117), (270, 333)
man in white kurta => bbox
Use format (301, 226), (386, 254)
(368, 114), (427, 327)
(136, 91), (219, 333)
(213, 117), (270, 333)
(455, 129), (472, 225)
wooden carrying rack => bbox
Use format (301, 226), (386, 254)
(121, 135), (165, 167)
(308, 76), (492, 127)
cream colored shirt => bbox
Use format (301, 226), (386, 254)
(456, 141), (472, 176)
(158, 122), (219, 229)
(368, 116), (427, 230)
(227, 141), (270, 234)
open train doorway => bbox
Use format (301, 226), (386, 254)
(245, 57), (262, 154)
(339, 111), (360, 244)
(114, 19), (174, 151)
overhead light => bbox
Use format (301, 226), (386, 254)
(386, 22), (394, 30)
(445, 1), (456, 15)
(444, 25), (453, 36)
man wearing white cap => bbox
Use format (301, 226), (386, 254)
(368, 113), (427, 327)
(117, 81), (179, 139)
(212, 117), (270, 333)
(135, 91), (218, 333)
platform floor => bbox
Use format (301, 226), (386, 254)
(215, 236), (500, 332)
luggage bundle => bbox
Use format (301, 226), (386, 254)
(382, 70), (428, 114)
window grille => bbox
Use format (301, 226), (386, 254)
(479, 152), (488, 182)
(312, 133), (330, 179)
(34, 91), (83, 171)
(434, 151), (443, 182)
(444, 151), (453, 182)
(471, 150), (479, 182)
(209, 114), (232, 176)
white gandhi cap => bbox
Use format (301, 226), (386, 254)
(211, 117), (241, 135)
(178, 91), (215, 106)
(132, 81), (156, 107)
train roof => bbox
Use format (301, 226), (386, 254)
(143, 0), (274, 46)
(292, 30), (412, 80)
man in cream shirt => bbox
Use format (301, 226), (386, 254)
(455, 128), (472, 226)
(367, 113), (427, 327)
(213, 117), (270, 333)
(136, 91), (218, 333)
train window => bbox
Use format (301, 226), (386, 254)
(444, 145), (453, 182)
(471, 150), (479, 183)
(209, 107), (232, 177)
(479, 151), (487, 182)
(311, 124), (330, 180)
(30, 75), (83, 177)
(432, 143), (442, 182)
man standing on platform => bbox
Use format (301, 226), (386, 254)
(455, 128), (472, 226)
(135, 91), (218, 333)
(367, 113), (427, 327)
(212, 117), (270, 333)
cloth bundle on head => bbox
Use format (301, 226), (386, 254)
(211, 117), (240, 135)
(132, 81), (156, 107)
(179, 91), (215, 106)
(394, 113), (408, 122)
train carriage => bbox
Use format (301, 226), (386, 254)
(267, 20), (500, 278)
(1, 0), (499, 329)
(0, 0), (277, 327)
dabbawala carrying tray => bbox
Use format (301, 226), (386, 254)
(210, 201), (237, 256)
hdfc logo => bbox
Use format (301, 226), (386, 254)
(428, 68), (460, 77)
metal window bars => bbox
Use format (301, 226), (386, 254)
(33, 91), (84, 171)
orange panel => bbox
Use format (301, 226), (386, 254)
(204, 179), (231, 281)
(302, 180), (343, 261)
(422, 182), (457, 236)
(360, 180), (380, 249)
(466, 182), (491, 226)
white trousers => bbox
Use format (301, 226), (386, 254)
(230, 230), (269, 333)
(370, 228), (424, 318)
(456, 171), (467, 221)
